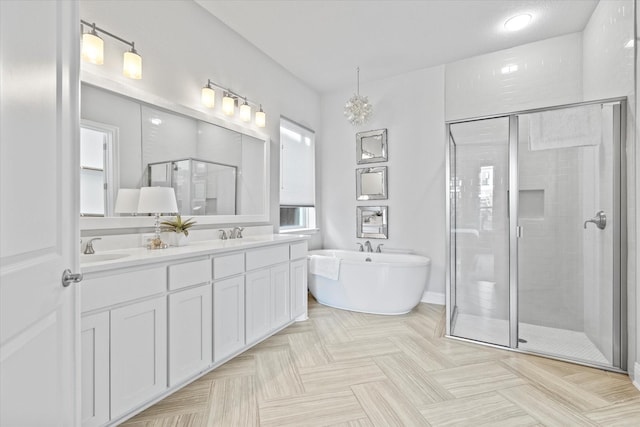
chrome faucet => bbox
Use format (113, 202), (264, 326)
(84, 237), (101, 254)
(219, 229), (228, 240)
(364, 241), (373, 252)
(376, 244), (384, 253)
(229, 226), (244, 239)
(356, 243), (364, 252)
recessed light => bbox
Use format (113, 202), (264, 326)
(625, 39), (634, 48)
(504, 14), (532, 31)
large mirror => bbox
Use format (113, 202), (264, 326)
(356, 166), (387, 200)
(79, 82), (269, 230)
(356, 206), (388, 239)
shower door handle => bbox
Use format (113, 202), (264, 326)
(584, 210), (606, 230)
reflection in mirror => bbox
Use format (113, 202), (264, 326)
(356, 166), (387, 200)
(356, 128), (388, 164)
(357, 206), (388, 239)
(80, 83), (267, 223)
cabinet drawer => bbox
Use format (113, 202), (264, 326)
(213, 253), (245, 279)
(81, 267), (166, 312)
(168, 258), (210, 291)
(290, 241), (308, 260)
(246, 245), (289, 271)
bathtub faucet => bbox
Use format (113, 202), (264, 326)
(364, 241), (373, 252)
(376, 244), (384, 253)
(356, 243), (364, 252)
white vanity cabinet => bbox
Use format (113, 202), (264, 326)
(290, 241), (309, 320)
(80, 236), (308, 426)
(167, 258), (212, 386)
(245, 245), (291, 344)
(110, 296), (167, 416)
(81, 312), (110, 427)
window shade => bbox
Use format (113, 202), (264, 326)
(280, 118), (315, 206)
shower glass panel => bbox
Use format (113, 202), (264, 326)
(516, 103), (620, 368)
(448, 117), (510, 346)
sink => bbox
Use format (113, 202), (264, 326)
(80, 253), (130, 263)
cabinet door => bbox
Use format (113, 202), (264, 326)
(168, 284), (212, 386)
(81, 312), (110, 427)
(111, 297), (167, 417)
(271, 264), (290, 328)
(245, 269), (271, 344)
(290, 258), (308, 320)
(213, 276), (245, 362)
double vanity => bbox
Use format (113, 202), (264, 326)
(80, 234), (308, 427)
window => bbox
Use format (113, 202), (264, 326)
(279, 118), (316, 231)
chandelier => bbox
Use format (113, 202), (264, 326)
(344, 67), (372, 126)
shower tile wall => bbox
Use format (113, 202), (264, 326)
(445, 33), (583, 122)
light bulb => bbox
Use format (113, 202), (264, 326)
(202, 85), (215, 108)
(222, 94), (235, 115)
(240, 101), (251, 122)
(123, 47), (142, 79)
(81, 30), (104, 65)
(255, 106), (266, 128)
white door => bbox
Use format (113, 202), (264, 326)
(271, 264), (290, 327)
(0, 1), (80, 426)
(245, 269), (271, 343)
(213, 276), (245, 361)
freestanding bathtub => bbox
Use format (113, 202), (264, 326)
(308, 249), (430, 315)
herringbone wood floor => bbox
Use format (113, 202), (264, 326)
(122, 297), (640, 426)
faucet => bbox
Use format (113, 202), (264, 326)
(376, 244), (384, 253)
(229, 227), (244, 239)
(84, 237), (102, 254)
(218, 229), (228, 240)
(364, 241), (373, 252)
(356, 243), (364, 252)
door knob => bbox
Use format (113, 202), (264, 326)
(583, 210), (606, 230)
(61, 269), (83, 287)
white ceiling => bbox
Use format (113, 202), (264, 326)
(195, 0), (599, 93)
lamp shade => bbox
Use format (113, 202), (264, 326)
(81, 31), (104, 64)
(137, 187), (178, 214)
(255, 108), (266, 128)
(114, 188), (140, 214)
(202, 86), (215, 108)
(222, 94), (235, 115)
(240, 102), (251, 122)
(123, 49), (142, 79)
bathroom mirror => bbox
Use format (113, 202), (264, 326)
(79, 81), (269, 230)
(356, 167), (387, 200)
(356, 128), (387, 164)
(356, 206), (388, 239)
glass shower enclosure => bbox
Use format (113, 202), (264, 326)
(446, 98), (626, 371)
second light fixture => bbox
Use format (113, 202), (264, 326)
(201, 79), (266, 127)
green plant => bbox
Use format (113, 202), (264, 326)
(161, 215), (196, 236)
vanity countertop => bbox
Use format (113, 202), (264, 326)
(80, 234), (309, 274)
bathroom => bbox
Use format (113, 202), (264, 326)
(1, 0), (639, 425)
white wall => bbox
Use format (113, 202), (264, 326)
(583, 0), (636, 381)
(319, 66), (446, 301)
(79, 0), (321, 228)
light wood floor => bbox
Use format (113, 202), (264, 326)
(122, 297), (640, 426)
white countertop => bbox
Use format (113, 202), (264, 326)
(80, 234), (308, 274)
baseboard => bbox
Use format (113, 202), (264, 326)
(421, 291), (445, 305)
(633, 362), (640, 392)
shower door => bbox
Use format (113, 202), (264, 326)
(515, 102), (624, 369)
(447, 116), (511, 346)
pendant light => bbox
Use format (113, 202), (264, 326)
(201, 80), (215, 108)
(344, 66), (372, 126)
(81, 23), (104, 65)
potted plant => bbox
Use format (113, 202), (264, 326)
(161, 215), (196, 246)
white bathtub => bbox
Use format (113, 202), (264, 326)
(308, 249), (430, 315)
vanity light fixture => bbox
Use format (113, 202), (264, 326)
(200, 78), (267, 127)
(80, 19), (142, 79)
(222, 92), (236, 116)
(240, 98), (252, 122)
(202, 80), (216, 108)
(504, 14), (532, 31)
